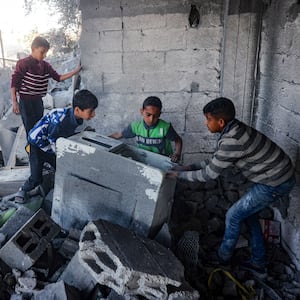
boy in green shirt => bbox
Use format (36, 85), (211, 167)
(110, 96), (182, 163)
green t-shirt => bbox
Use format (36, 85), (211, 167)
(122, 119), (177, 156)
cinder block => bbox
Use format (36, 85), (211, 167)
(99, 31), (123, 52)
(123, 52), (164, 73)
(0, 206), (34, 243)
(79, 220), (184, 299)
(52, 132), (176, 238)
(142, 28), (186, 51)
(0, 209), (60, 271)
(186, 27), (222, 50)
(143, 71), (187, 92)
(123, 14), (166, 30)
(123, 30), (143, 51)
(103, 73), (143, 93)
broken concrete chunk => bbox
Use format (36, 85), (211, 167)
(0, 209), (61, 271)
(79, 219), (184, 300)
(59, 251), (97, 293)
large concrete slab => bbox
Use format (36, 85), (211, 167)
(52, 132), (176, 237)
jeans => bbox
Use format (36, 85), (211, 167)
(218, 175), (296, 267)
(22, 144), (56, 192)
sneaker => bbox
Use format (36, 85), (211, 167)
(240, 261), (267, 279)
(14, 189), (27, 204)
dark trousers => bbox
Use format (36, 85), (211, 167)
(22, 145), (56, 192)
(19, 98), (44, 135)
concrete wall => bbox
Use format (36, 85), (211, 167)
(255, 0), (300, 267)
(78, 0), (223, 164)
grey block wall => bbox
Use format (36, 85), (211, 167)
(255, 0), (300, 267)
(78, 0), (223, 164)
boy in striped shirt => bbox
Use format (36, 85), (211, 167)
(11, 36), (81, 135)
(169, 97), (295, 278)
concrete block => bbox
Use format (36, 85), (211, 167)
(100, 31), (123, 52)
(79, 220), (184, 299)
(52, 132), (176, 237)
(185, 69), (220, 92)
(79, 0), (100, 19)
(166, 49), (220, 72)
(0, 209), (60, 271)
(142, 28), (186, 51)
(162, 112), (185, 132)
(103, 73), (143, 93)
(82, 52), (122, 73)
(83, 17), (122, 31)
(123, 52), (165, 73)
(0, 206), (34, 243)
(123, 30), (143, 51)
(160, 92), (191, 113)
(261, 53), (300, 84)
(123, 14), (166, 30)
(59, 251), (97, 292)
(166, 13), (189, 29)
(186, 27), (222, 50)
(143, 72), (188, 92)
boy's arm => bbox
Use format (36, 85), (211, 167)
(60, 64), (82, 81)
(170, 135), (183, 162)
(11, 87), (20, 114)
(109, 132), (123, 139)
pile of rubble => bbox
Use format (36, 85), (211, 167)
(170, 173), (300, 299)
(0, 162), (299, 299)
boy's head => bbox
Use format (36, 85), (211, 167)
(73, 89), (98, 121)
(141, 96), (162, 127)
(31, 36), (50, 61)
(203, 97), (236, 133)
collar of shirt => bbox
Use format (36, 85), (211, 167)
(143, 120), (159, 130)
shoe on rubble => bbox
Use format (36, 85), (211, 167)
(14, 189), (27, 204)
(240, 261), (267, 280)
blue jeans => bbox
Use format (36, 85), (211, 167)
(218, 175), (296, 267)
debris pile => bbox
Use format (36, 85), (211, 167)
(170, 173), (300, 299)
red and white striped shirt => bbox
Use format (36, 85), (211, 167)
(11, 55), (61, 100)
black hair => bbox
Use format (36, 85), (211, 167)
(31, 37), (50, 50)
(72, 89), (98, 110)
(142, 96), (162, 110)
(203, 97), (236, 123)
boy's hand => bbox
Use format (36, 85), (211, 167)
(170, 153), (181, 163)
(12, 101), (20, 114)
